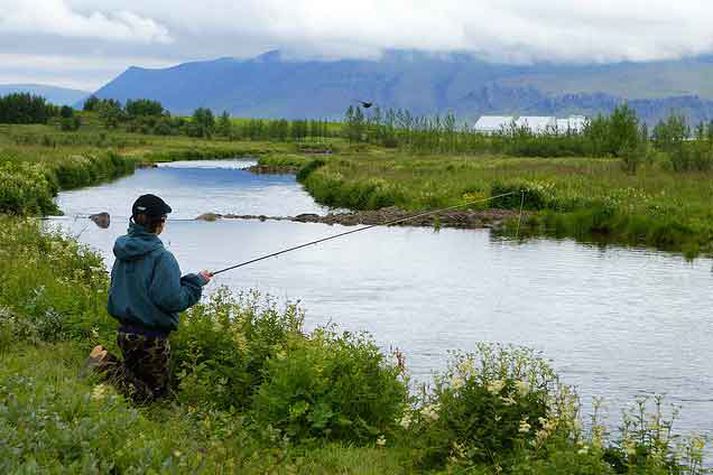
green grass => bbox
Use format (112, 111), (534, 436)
(6, 119), (713, 260)
(0, 122), (341, 215)
(259, 148), (713, 258)
(2, 119), (713, 472)
(0, 218), (708, 473)
(0, 342), (415, 474)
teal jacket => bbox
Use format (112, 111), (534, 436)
(107, 223), (208, 332)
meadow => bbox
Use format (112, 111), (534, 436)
(1, 107), (713, 472)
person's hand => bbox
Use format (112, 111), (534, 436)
(199, 270), (213, 283)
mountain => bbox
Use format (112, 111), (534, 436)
(0, 84), (90, 106)
(93, 50), (713, 124)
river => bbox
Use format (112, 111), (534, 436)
(50, 159), (713, 436)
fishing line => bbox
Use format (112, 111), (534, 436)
(211, 190), (521, 276)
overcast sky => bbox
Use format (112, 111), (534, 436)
(1, 0), (712, 91)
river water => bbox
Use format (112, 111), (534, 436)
(51, 159), (713, 436)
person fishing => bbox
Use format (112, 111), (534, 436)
(84, 193), (212, 403)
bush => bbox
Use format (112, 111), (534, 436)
(172, 290), (408, 444)
(171, 290), (304, 410)
(490, 181), (555, 211)
(409, 344), (577, 469)
(0, 162), (58, 214)
(251, 329), (407, 443)
(0, 219), (113, 344)
(295, 158), (326, 181)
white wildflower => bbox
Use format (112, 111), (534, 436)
(91, 384), (108, 402)
(500, 396), (516, 406)
(518, 419), (531, 433)
(421, 404), (440, 422)
(623, 439), (637, 457)
(515, 380), (529, 397)
(376, 435), (386, 447)
(487, 379), (505, 395)
(451, 375), (464, 390)
(399, 413), (412, 429)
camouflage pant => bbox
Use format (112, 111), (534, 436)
(103, 331), (171, 404)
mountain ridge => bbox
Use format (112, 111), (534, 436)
(92, 51), (713, 124)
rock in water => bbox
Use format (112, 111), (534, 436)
(195, 212), (223, 222)
(89, 212), (110, 229)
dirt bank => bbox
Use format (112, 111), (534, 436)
(245, 164), (301, 174)
(195, 207), (522, 230)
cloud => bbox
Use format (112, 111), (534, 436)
(1, 0), (713, 88)
(0, 53), (175, 90)
(67, 0), (713, 63)
(0, 0), (171, 44)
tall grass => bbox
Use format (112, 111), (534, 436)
(279, 151), (713, 257)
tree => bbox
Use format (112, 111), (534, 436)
(216, 111), (232, 137)
(83, 95), (100, 111)
(607, 104), (640, 156)
(189, 107), (215, 138)
(344, 105), (365, 142)
(125, 99), (164, 117)
(652, 114), (689, 153)
(96, 99), (123, 128)
(0, 93), (53, 124)
(59, 105), (74, 119)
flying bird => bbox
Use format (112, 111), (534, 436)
(354, 100), (373, 109)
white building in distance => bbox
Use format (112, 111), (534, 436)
(474, 115), (587, 135)
(515, 116), (557, 134)
(472, 115), (514, 134)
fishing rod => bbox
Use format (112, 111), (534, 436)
(211, 190), (523, 276)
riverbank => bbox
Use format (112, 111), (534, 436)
(255, 150), (713, 258)
(0, 123), (296, 215)
(1, 218), (708, 473)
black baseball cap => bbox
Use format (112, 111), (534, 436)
(132, 194), (172, 218)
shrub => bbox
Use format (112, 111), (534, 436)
(296, 158), (326, 181)
(490, 181), (555, 211)
(251, 329), (408, 444)
(171, 289), (304, 409)
(0, 162), (58, 215)
(409, 344), (577, 469)
(0, 219), (114, 344)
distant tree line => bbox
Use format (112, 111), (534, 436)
(6, 91), (710, 172)
(81, 95), (333, 141)
(342, 104), (713, 172)
(0, 93), (82, 131)
(0, 93), (57, 124)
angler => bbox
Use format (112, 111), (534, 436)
(83, 194), (213, 403)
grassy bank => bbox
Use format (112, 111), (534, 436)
(1, 218), (709, 473)
(5, 120), (713, 259)
(257, 149), (713, 258)
(0, 122), (307, 215)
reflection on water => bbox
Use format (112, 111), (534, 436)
(50, 160), (713, 436)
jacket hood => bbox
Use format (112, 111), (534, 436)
(113, 223), (164, 261)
